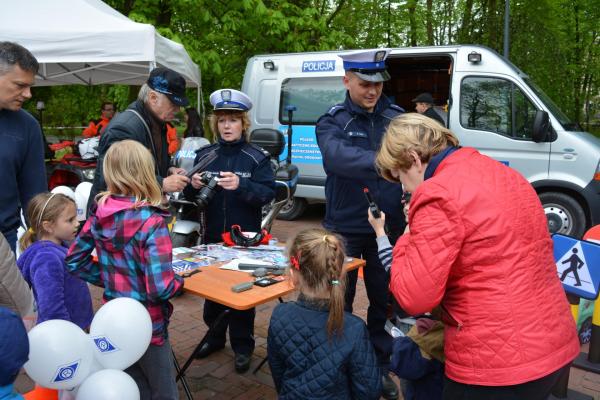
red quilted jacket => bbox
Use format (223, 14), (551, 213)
(390, 147), (579, 386)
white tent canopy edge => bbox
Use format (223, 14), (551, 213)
(0, 0), (202, 110)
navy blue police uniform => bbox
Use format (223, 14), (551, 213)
(184, 136), (275, 356)
(316, 92), (405, 372)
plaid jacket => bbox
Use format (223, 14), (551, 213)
(66, 195), (183, 345)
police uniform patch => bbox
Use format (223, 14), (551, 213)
(326, 105), (346, 116)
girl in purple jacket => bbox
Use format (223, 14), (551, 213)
(17, 192), (93, 330)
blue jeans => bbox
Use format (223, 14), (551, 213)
(125, 339), (179, 400)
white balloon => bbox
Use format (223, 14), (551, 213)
(86, 338), (104, 375)
(89, 298), (152, 370)
(24, 320), (94, 390)
(76, 369), (140, 400)
(51, 185), (76, 201)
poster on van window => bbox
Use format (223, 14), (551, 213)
(277, 125), (323, 165)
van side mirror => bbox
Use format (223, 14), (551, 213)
(532, 110), (550, 143)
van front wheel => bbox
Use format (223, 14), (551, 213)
(539, 192), (586, 238)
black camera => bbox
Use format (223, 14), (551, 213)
(196, 175), (221, 208)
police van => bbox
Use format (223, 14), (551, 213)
(241, 45), (600, 237)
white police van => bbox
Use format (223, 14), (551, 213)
(241, 45), (600, 237)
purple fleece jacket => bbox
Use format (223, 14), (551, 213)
(17, 240), (93, 329)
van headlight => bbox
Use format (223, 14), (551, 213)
(82, 169), (95, 180)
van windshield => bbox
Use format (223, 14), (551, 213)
(524, 78), (581, 131)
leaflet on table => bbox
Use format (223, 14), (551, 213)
(172, 256), (216, 273)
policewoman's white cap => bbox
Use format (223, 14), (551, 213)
(209, 89), (253, 112)
(339, 49), (391, 82)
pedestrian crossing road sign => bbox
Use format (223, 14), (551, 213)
(553, 233), (600, 300)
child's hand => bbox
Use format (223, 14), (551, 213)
(368, 208), (386, 238)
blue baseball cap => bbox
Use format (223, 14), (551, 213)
(209, 89), (253, 112)
(339, 49), (391, 82)
(147, 67), (189, 107)
(0, 307), (29, 386)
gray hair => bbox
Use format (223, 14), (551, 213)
(138, 83), (151, 103)
(0, 42), (39, 76)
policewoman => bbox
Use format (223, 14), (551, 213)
(316, 49), (405, 400)
(184, 89), (275, 373)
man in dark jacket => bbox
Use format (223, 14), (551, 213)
(88, 67), (190, 211)
(412, 92), (445, 126)
(316, 49), (404, 400)
(0, 42), (47, 253)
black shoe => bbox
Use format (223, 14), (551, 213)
(194, 342), (224, 359)
(234, 353), (252, 373)
(381, 374), (399, 400)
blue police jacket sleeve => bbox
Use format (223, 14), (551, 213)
(316, 114), (379, 181)
(236, 156), (275, 207)
(348, 322), (383, 399)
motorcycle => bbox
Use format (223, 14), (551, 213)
(46, 137), (98, 190)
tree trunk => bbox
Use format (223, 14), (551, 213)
(408, 0), (418, 46)
(458, 0), (474, 43)
(426, 0), (434, 45)
(572, 0), (582, 125)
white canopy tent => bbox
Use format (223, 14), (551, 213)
(0, 0), (202, 108)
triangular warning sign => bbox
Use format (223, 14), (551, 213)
(556, 241), (594, 292)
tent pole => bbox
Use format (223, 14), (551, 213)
(197, 85), (201, 116)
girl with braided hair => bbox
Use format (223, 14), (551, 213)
(267, 228), (382, 399)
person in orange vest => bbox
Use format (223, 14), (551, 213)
(82, 102), (115, 138)
(166, 121), (179, 155)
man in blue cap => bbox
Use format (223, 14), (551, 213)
(316, 49), (405, 399)
(88, 67), (191, 211)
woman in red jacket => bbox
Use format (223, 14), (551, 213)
(375, 113), (579, 399)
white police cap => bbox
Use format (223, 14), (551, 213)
(209, 89), (253, 112)
(339, 49), (391, 82)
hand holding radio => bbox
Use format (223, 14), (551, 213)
(364, 188), (387, 238)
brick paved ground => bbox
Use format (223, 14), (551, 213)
(14, 204), (600, 399)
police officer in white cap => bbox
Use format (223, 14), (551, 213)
(316, 49), (405, 399)
(184, 89), (275, 373)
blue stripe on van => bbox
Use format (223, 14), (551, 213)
(277, 125), (323, 165)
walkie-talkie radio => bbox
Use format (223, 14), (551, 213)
(363, 188), (381, 219)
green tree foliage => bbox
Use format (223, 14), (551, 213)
(30, 0), (599, 131)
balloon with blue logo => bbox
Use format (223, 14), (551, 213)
(76, 369), (140, 400)
(90, 297), (152, 370)
(24, 319), (94, 389)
